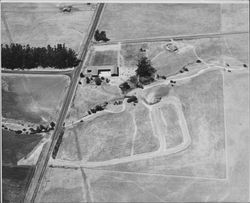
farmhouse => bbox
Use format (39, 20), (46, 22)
(86, 65), (119, 77)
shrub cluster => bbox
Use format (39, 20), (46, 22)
(94, 30), (110, 42)
(1, 43), (80, 70)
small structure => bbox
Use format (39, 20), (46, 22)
(165, 43), (178, 52)
(86, 65), (119, 77)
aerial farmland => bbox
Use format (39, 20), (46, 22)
(1, 2), (249, 203)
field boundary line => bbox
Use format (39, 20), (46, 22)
(222, 71), (229, 180)
(84, 168), (228, 181)
(95, 31), (249, 46)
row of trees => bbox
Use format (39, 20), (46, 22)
(1, 43), (80, 70)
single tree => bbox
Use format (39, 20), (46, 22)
(135, 57), (156, 78)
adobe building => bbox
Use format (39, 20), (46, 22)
(86, 65), (119, 77)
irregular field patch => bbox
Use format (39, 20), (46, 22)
(190, 37), (231, 64)
(90, 50), (118, 66)
(57, 129), (80, 161)
(121, 43), (148, 67)
(2, 166), (35, 203)
(61, 111), (135, 162)
(133, 103), (159, 155)
(1, 3), (95, 53)
(2, 74), (70, 124)
(35, 167), (86, 203)
(2, 129), (43, 166)
(152, 47), (198, 76)
(67, 83), (121, 123)
(99, 4), (221, 41)
(161, 104), (183, 148)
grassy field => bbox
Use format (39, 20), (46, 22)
(35, 167), (86, 202)
(2, 74), (70, 124)
(221, 4), (249, 32)
(90, 50), (118, 66)
(2, 130), (43, 166)
(133, 103), (159, 155)
(161, 104), (183, 148)
(66, 83), (122, 124)
(2, 166), (35, 203)
(152, 47), (197, 76)
(57, 129), (80, 161)
(98, 70), (226, 179)
(193, 37), (230, 63)
(121, 41), (198, 76)
(87, 70), (249, 202)
(1, 3), (94, 53)
(39, 70), (249, 202)
(61, 110), (135, 162)
(98, 4), (221, 41)
(190, 34), (249, 66)
(223, 34), (249, 65)
(121, 43), (148, 66)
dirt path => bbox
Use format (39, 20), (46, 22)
(50, 95), (191, 168)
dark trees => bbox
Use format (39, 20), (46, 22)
(136, 57), (156, 78)
(119, 82), (131, 93)
(1, 43), (80, 70)
(135, 57), (156, 85)
(94, 77), (102, 86)
(94, 30), (110, 42)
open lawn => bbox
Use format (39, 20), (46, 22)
(1, 3), (95, 53)
(2, 74), (70, 124)
(98, 4), (221, 41)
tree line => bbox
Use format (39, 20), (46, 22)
(1, 43), (80, 70)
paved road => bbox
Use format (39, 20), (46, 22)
(95, 31), (249, 45)
(23, 3), (105, 203)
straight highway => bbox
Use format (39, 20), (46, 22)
(23, 3), (105, 203)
